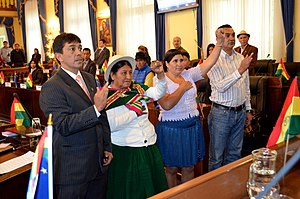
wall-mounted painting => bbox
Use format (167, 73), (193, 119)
(97, 18), (112, 46)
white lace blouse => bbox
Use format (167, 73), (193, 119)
(154, 66), (204, 121)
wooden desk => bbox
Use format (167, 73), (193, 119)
(0, 148), (32, 199)
(150, 136), (300, 199)
(0, 66), (29, 76)
(0, 86), (46, 125)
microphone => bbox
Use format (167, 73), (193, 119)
(266, 54), (270, 58)
(13, 93), (42, 131)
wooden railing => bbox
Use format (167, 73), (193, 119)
(0, 0), (16, 10)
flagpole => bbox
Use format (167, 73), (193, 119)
(282, 134), (290, 185)
(47, 114), (53, 199)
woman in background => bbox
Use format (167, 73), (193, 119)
(155, 29), (224, 188)
(138, 45), (151, 65)
(29, 60), (43, 84)
(207, 43), (215, 58)
(30, 48), (41, 64)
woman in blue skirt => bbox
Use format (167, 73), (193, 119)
(155, 28), (225, 188)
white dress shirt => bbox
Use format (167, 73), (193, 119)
(207, 49), (251, 110)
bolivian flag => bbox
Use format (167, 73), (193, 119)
(10, 97), (31, 127)
(26, 73), (33, 88)
(275, 58), (290, 81)
(0, 71), (4, 84)
(101, 60), (108, 74)
(267, 77), (300, 147)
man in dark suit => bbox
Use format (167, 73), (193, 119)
(82, 48), (96, 76)
(11, 43), (26, 68)
(94, 39), (110, 70)
(234, 30), (258, 75)
(39, 33), (112, 199)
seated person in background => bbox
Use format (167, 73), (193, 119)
(172, 36), (187, 52)
(30, 48), (41, 64)
(11, 43), (26, 68)
(234, 30), (258, 75)
(181, 51), (192, 69)
(199, 43), (216, 104)
(29, 60), (43, 85)
(104, 55), (168, 198)
(81, 48), (96, 77)
(133, 52), (154, 86)
(206, 43), (215, 59)
(138, 45), (151, 65)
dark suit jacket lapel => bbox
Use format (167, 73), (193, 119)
(81, 72), (96, 103)
(86, 60), (92, 72)
(56, 69), (93, 104)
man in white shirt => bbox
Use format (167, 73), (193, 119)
(207, 24), (253, 171)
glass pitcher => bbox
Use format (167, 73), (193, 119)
(247, 148), (280, 199)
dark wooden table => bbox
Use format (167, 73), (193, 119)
(0, 86), (46, 125)
(150, 136), (300, 199)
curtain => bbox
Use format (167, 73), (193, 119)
(0, 17), (14, 46)
(154, 0), (165, 60)
(108, 0), (117, 55)
(196, 0), (203, 59)
(202, 0), (275, 59)
(280, 0), (294, 62)
(116, 0), (156, 59)
(38, 0), (47, 62)
(63, 0), (94, 58)
(17, 0), (27, 59)
(55, 0), (64, 32)
(88, 0), (97, 52)
(25, 0), (45, 63)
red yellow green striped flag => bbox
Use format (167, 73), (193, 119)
(10, 97), (31, 127)
(275, 58), (290, 81)
(267, 77), (300, 147)
(26, 73), (33, 88)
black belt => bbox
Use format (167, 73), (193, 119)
(212, 103), (245, 111)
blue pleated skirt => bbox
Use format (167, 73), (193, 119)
(156, 116), (205, 167)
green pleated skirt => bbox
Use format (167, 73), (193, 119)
(107, 144), (168, 199)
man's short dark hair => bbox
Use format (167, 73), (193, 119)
(3, 41), (7, 44)
(53, 33), (81, 54)
(100, 39), (106, 44)
(218, 24), (232, 29)
(135, 52), (146, 61)
(83, 48), (91, 53)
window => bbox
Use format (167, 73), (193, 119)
(117, 0), (156, 59)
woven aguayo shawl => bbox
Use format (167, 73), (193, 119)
(106, 81), (152, 115)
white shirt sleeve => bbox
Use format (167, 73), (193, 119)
(106, 105), (137, 132)
(145, 77), (167, 100)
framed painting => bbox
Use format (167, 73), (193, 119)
(97, 18), (112, 46)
